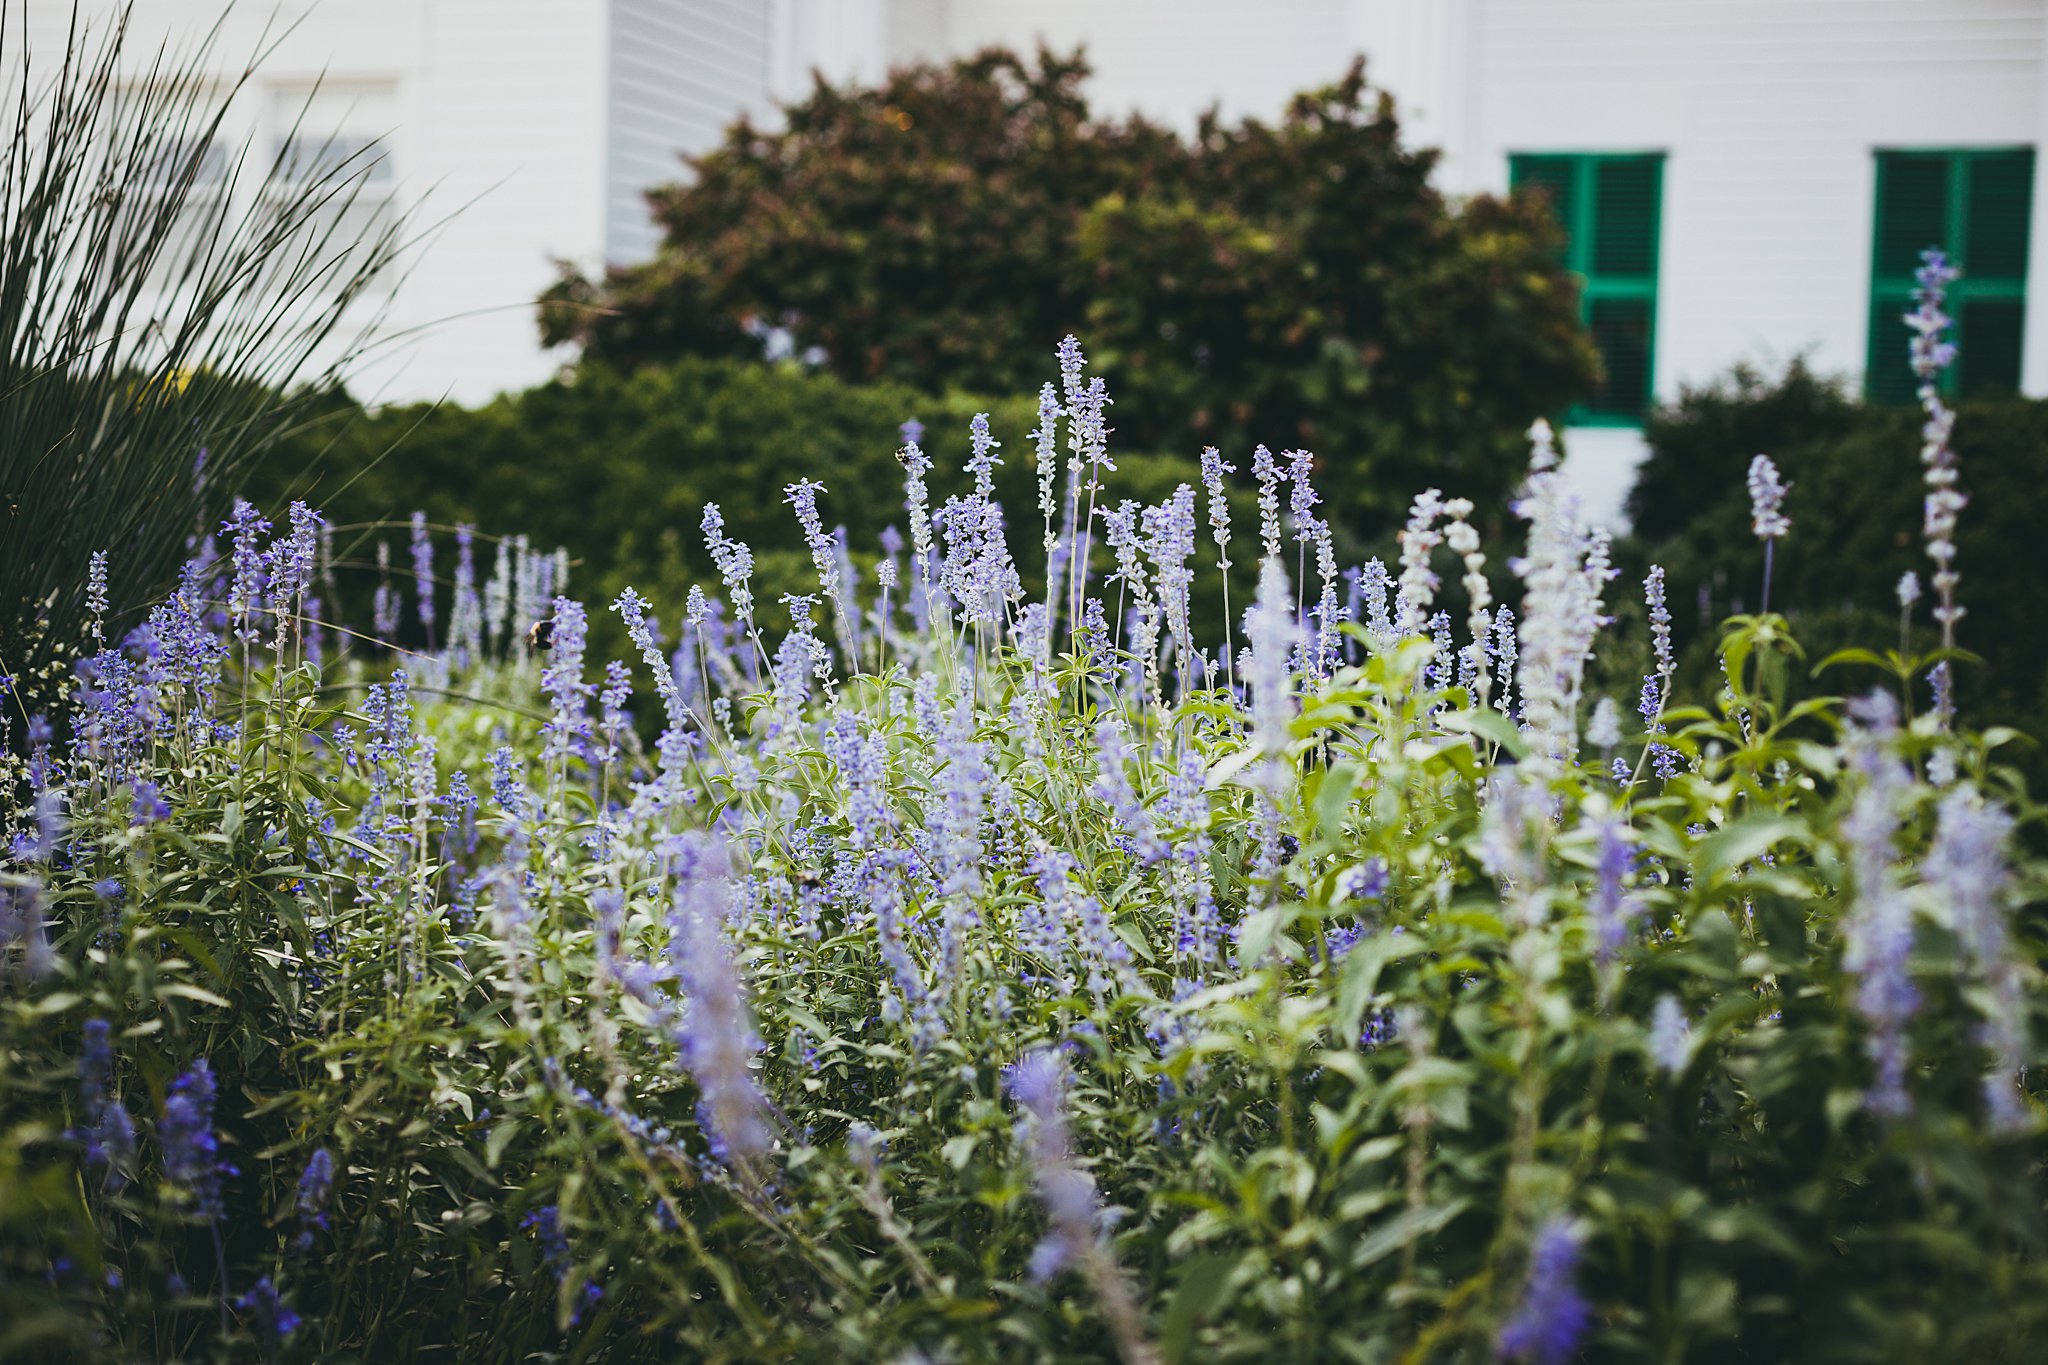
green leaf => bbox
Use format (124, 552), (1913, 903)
(1348, 1199), (1469, 1270)
(1696, 815), (1807, 883)
(1160, 1252), (1244, 1363)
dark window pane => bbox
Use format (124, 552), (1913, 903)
(1586, 297), (1653, 418)
(1959, 296), (2025, 395)
(1876, 153), (1950, 279)
(1591, 158), (1659, 278)
(1965, 150), (2033, 280)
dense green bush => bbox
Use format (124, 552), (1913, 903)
(537, 49), (1596, 535)
(250, 356), (1258, 660)
(1621, 361), (2048, 742)
(7, 346), (2048, 1359)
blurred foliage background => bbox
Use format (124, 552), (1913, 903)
(244, 46), (2048, 771)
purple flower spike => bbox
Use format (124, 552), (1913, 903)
(1496, 1217), (1592, 1365)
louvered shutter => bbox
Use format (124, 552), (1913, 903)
(1868, 148), (2032, 403)
(1961, 149), (2032, 394)
(1510, 152), (1664, 423)
(1511, 155), (1580, 264)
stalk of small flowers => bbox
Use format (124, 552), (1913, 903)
(1099, 498), (1151, 661)
(784, 478), (856, 657)
(371, 540), (400, 649)
(1033, 381), (1060, 559)
(1443, 497), (1492, 706)
(1161, 735), (1224, 969)
(450, 522), (482, 667)
(1143, 486), (1199, 693)
(538, 598), (593, 773)
(1057, 338), (1114, 627)
(1648, 995), (1692, 1075)
(1287, 447), (1318, 615)
(410, 511), (436, 651)
(767, 594), (828, 745)
(1006, 1050), (1159, 1365)
(483, 535), (513, 654)
(1495, 1216), (1591, 1365)
(224, 501), (270, 646)
(1838, 694), (1919, 1118)
(160, 1057), (232, 1322)
(1423, 612), (1454, 692)
(1631, 567), (1681, 782)
(1922, 785), (2029, 1131)
(1510, 421), (1599, 763)
(1745, 454), (1789, 613)
(1242, 557), (1301, 923)
(1200, 446), (1236, 681)
(612, 588), (688, 736)
(700, 502), (758, 631)
(1305, 515), (1341, 680)
(266, 502), (321, 665)
(1357, 557), (1395, 651)
(86, 550), (109, 644)
(1583, 806), (1641, 993)
(71, 1017), (136, 1190)
(1093, 719), (1169, 866)
(870, 847), (945, 1046)
(667, 832), (774, 1171)
(1476, 767), (1548, 937)
(1251, 445), (1287, 562)
(929, 690), (990, 990)
(1908, 248), (1967, 674)
(1395, 487), (1445, 639)
(897, 438), (938, 594)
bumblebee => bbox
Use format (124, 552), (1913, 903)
(527, 617), (555, 652)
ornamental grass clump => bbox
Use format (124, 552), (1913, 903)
(2, 328), (2046, 1364)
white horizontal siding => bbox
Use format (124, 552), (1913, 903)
(605, 0), (773, 266)
(1453, 0), (2047, 409)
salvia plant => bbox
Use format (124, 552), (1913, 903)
(2, 309), (2046, 1363)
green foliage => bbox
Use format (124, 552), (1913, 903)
(5, 462), (2047, 1359)
(537, 49), (1597, 535)
(0, 2), (406, 716)
(1621, 361), (2048, 743)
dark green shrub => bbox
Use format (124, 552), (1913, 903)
(251, 357), (1247, 660)
(537, 49), (1596, 537)
(1621, 361), (2048, 742)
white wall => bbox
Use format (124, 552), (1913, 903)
(607, 0), (773, 266)
(1447, 0), (2047, 404)
(18, 0), (617, 406)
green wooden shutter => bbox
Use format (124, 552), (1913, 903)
(1591, 158), (1659, 277)
(1511, 152), (1664, 424)
(1966, 150), (2031, 278)
(1510, 156), (1580, 265)
(1868, 147), (2032, 402)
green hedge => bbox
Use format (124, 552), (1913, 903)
(252, 357), (1235, 657)
(1621, 361), (2048, 743)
